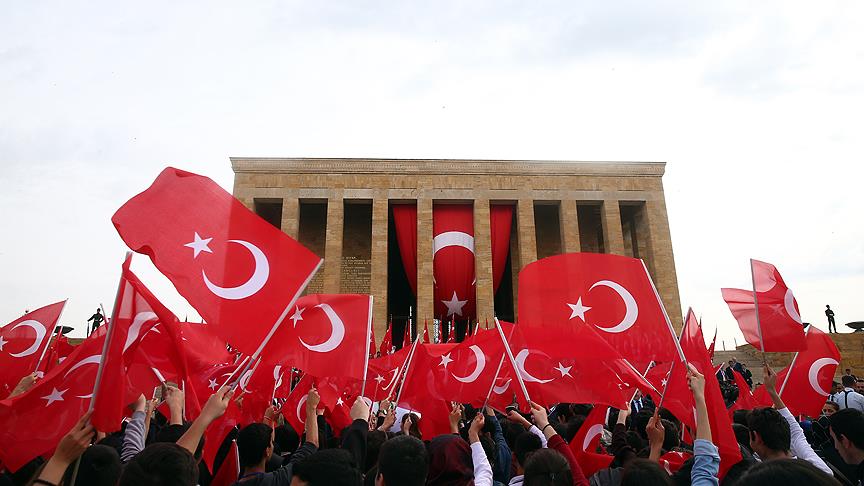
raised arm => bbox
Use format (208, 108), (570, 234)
(36, 411), (95, 484)
(177, 386), (234, 454)
(530, 401), (589, 486)
(688, 364), (719, 486)
(121, 394), (148, 463)
(468, 413), (493, 486)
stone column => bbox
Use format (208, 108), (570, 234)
(416, 197), (435, 323)
(560, 199), (581, 253)
(281, 197), (299, 239)
(322, 193), (344, 293)
(473, 199), (495, 323)
(513, 199), (537, 320)
(601, 199), (626, 255)
(369, 196), (389, 344)
(642, 197), (684, 332)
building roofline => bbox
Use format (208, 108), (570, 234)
(230, 157), (666, 177)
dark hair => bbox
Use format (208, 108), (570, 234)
(746, 407), (791, 452)
(734, 458), (841, 486)
(830, 408), (864, 449)
(119, 442), (199, 486)
(621, 458), (673, 486)
(524, 448), (573, 486)
(563, 415), (586, 443)
(365, 430), (388, 471)
(377, 435), (427, 486)
(732, 409), (750, 427)
(293, 449), (361, 486)
(237, 423), (273, 468)
(660, 419), (680, 451)
(156, 423), (205, 460)
(274, 424), (299, 455)
(514, 431), (543, 467)
(401, 412), (422, 440)
(62, 445), (121, 486)
(842, 375), (856, 387)
(732, 424), (752, 453)
(632, 410), (654, 440)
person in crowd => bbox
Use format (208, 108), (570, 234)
(87, 307), (104, 333)
(836, 376), (864, 412)
(748, 365), (833, 476)
(734, 458), (842, 486)
(856, 379), (864, 395)
(827, 305), (837, 333)
(846, 369), (858, 382)
(374, 435), (427, 486)
(523, 449), (573, 486)
(829, 408), (864, 485)
(426, 413), (493, 486)
(741, 363), (754, 388)
(630, 390), (650, 415)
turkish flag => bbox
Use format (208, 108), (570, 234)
(362, 345), (413, 401)
(433, 204), (476, 320)
(0, 301), (66, 396)
(659, 451), (692, 475)
(112, 167), (322, 356)
(679, 310), (741, 477)
(568, 405), (613, 477)
(267, 294), (372, 380)
(766, 327), (839, 417)
(504, 322), (656, 410)
(721, 260), (806, 352)
(380, 324), (393, 356)
(210, 440), (240, 486)
(92, 256), (169, 432)
(39, 335), (76, 376)
(432, 322), (511, 406)
(729, 370), (761, 412)
(645, 359), (694, 431)
(0, 331), (106, 470)
(282, 375), (315, 435)
(422, 320), (431, 344)
(398, 344), (456, 439)
(518, 253), (679, 370)
(202, 398), (241, 473)
(369, 322), (377, 357)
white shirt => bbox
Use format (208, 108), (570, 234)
(835, 388), (864, 412)
(778, 407), (833, 476)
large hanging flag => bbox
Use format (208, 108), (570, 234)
(433, 204), (476, 321)
(112, 167), (323, 357)
(0, 301), (66, 396)
(568, 405), (613, 478)
(0, 330), (106, 470)
(518, 253), (680, 370)
(721, 259), (806, 352)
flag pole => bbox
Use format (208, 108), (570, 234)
(481, 355), (506, 410)
(641, 260), (687, 364)
(34, 299), (68, 373)
(778, 325), (810, 397)
(361, 296), (374, 397)
(494, 317), (532, 407)
(393, 337), (421, 405)
(221, 355), (252, 389)
(749, 259), (767, 363)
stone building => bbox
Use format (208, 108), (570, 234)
(231, 158), (682, 345)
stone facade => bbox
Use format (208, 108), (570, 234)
(231, 158), (684, 341)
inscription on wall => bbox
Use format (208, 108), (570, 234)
(341, 256), (371, 294)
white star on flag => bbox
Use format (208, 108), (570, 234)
(208, 378), (218, 390)
(374, 374), (385, 385)
(337, 397), (345, 406)
(661, 378), (668, 388)
(42, 387), (67, 406)
(567, 297), (591, 321)
(439, 353), (454, 369)
(0, 335), (7, 351)
(290, 307), (305, 327)
(554, 362), (572, 378)
(184, 232), (213, 259)
(442, 291), (468, 317)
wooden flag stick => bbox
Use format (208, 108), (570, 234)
(361, 296), (374, 398)
(481, 355), (506, 411)
(393, 337), (421, 405)
(749, 259), (768, 364)
(494, 318), (531, 407)
(34, 299), (68, 373)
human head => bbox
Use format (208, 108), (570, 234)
(620, 458), (673, 486)
(62, 444), (121, 486)
(829, 408), (864, 465)
(732, 424), (752, 453)
(156, 423), (204, 460)
(292, 449), (361, 486)
(119, 442), (199, 486)
(733, 458), (841, 486)
(660, 419), (680, 451)
(274, 424), (299, 455)
(523, 448), (573, 486)
(823, 401), (840, 417)
(846, 368), (852, 375)
(828, 305), (832, 309)
(376, 435), (427, 486)
(842, 375), (856, 388)
(728, 360), (734, 367)
(426, 435), (473, 485)
(514, 431), (543, 472)
(833, 381), (843, 394)
(237, 423), (273, 469)
(732, 409), (750, 427)
(401, 412), (422, 440)
(856, 380), (864, 393)
(747, 407), (791, 457)
(365, 430), (388, 472)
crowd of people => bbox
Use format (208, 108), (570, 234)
(2, 360), (864, 486)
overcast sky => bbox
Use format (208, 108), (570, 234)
(1, 1), (862, 349)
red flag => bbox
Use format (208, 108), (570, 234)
(112, 167), (322, 356)
(210, 440), (240, 486)
(267, 294), (372, 380)
(0, 301), (66, 396)
(398, 344), (456, 438)
(40, 335), (76, 376)
(518, 253), (679, 369)
(380, 322), (393, 356)
(707, 327), (717, 360)
(504, 322), (655, 409)
(644, 360), (693, 432)
(0, 331), (106, 470)
(202, 398), (241, 472)
(362, 345), (413, 401)
(422, 319), (430, 344)
(568, 405), (613, 477)
(369, 322), (377, 357)
(659, 451), (692, 475)
(730, 370), (760, 412)
(403, 321), (412, 348)
(92, 256), (169, 432)
(721, 260), (806, 352)
(433, 204), (476, 320)
(447, 318), (456, 344)
(770, 327), (840, 417)
(679, 310), (742, 476)
(282, 375), (315, 435)
(432, 325), (509, 406)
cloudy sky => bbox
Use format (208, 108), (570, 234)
(1, 1), (862, 349)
